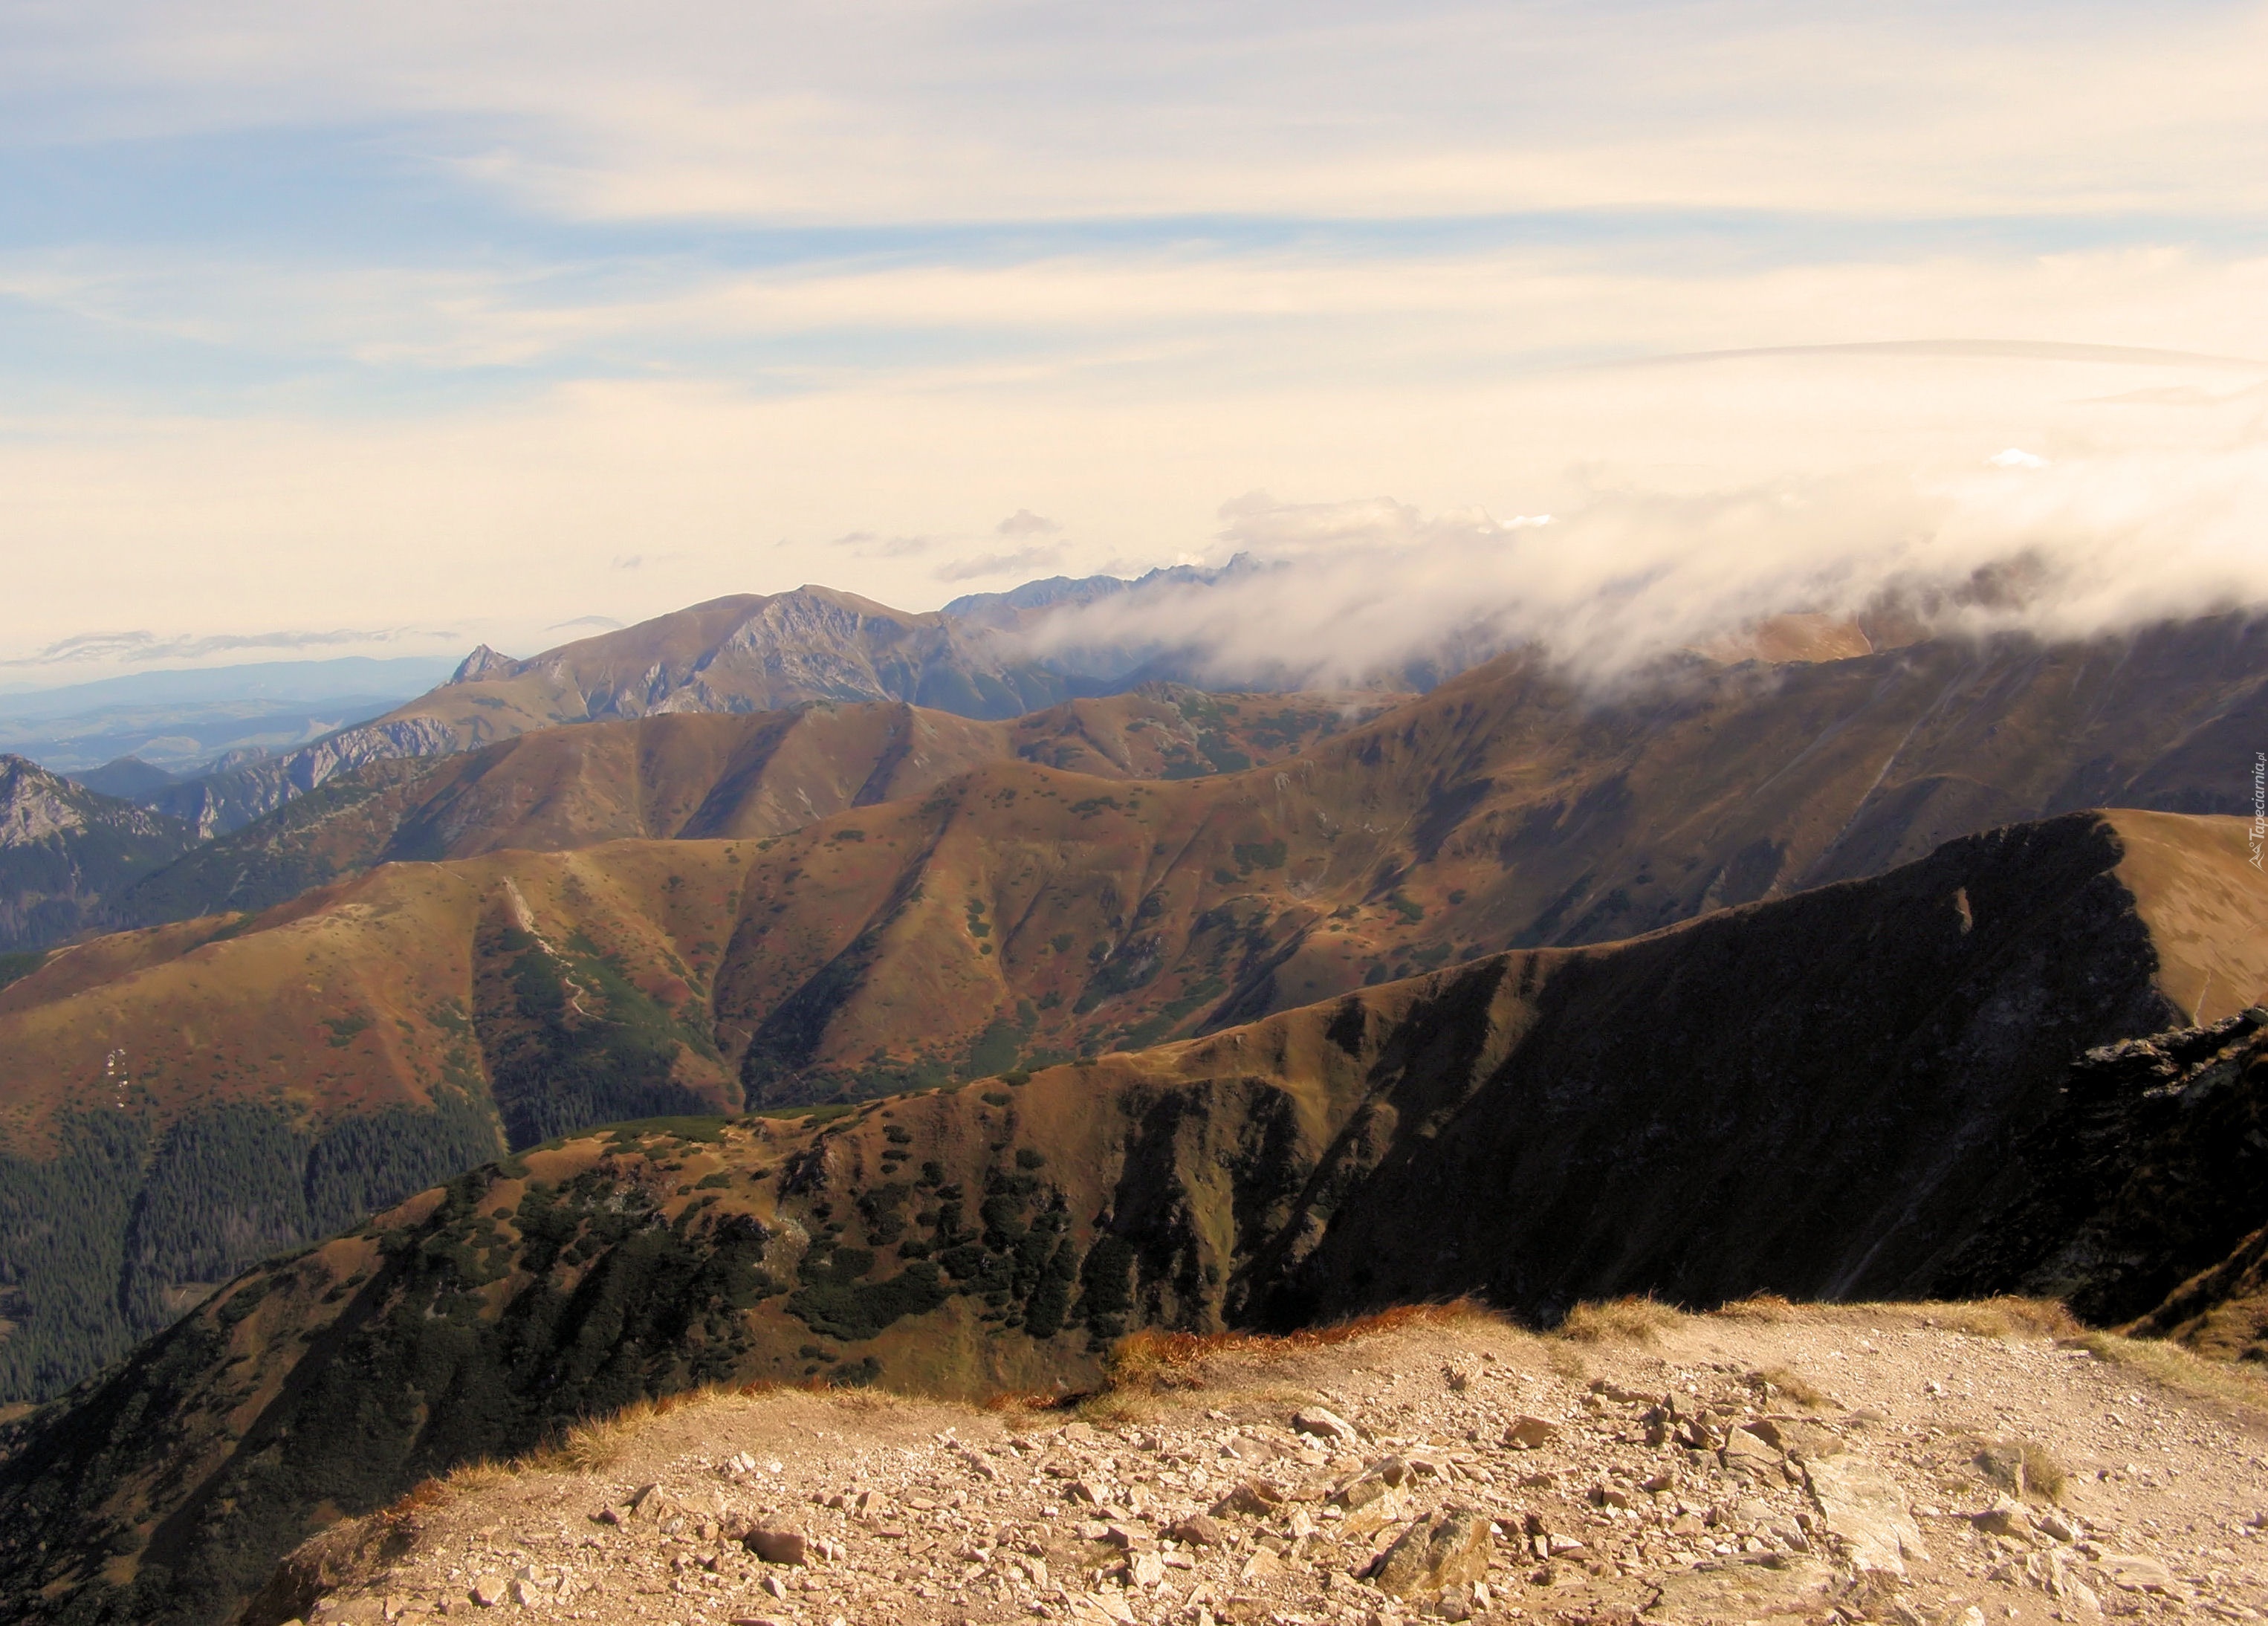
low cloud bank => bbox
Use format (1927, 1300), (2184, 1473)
(1014, 450), (2268, 689)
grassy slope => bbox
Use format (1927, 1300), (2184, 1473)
(117, 689), (1391, 928)
(1, 808), (2264, 1625)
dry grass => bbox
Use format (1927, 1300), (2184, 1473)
(1714, 1293), (1801, 1323)
(2073, 1330), (2268, 1416)
(442, 1458), (517, 1494)
(1755, 1365), (1830, 1408)
(1556, 1295), (1686, 1346)
(531, 1382), (767, 1474)
(1934, 1298), (2081, 1341)
(1100, 1301), (1497, 1394)
(1545, 1344), (1589, 1382)
(2021, 1440), (2070, 1501)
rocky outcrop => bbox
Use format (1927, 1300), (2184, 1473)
(0, 756), (196, 950)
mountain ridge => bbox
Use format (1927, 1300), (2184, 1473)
(1, 806), (2264, 1624)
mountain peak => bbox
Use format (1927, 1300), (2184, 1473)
(448, 644), (520, 684)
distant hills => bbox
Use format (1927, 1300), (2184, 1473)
(126, 568), (1402, 838)
(110, 686), (1397, 928)
(0, 655), (456, 781)
(2, 806), (2263, 1626)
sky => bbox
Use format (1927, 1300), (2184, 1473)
(6, 0), (2268, 679)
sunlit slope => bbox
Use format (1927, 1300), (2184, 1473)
(120, 688), (1388, 926)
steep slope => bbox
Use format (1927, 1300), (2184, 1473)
(0, 809), (2262, 1625)
(0, 757), (198, 952)
(114, 688), (1392, 927)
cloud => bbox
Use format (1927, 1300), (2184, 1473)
(829, 532), (936, 559)
(1014, 452), (2268, 690)
(1988, 448), (2050, 469)
(933, 545), (1067, 583)
(997, 508), (1060, 538)
(545, 614), (624, 632)
(0, 627), (448, 668)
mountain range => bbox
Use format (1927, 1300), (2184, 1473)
(1, 611), (2263, 1405)
(1, 803), (2263, 1624)
(137, 573), (1258, 838)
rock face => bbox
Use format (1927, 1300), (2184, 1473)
(0, 755), (196, 950)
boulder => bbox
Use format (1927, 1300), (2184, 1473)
(1804, 1454), (1928, 1578)
(1370, 1509), (1493, 1600)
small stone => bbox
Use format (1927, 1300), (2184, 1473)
(469, 1575), (508, 1608)
(1502, 1416), (1558, 1451)
(762, 1575), (788, 1599)
(1131, 1552), (1167, 1587)
(742, 1528), (811, 1565)
(1971, 1499), (2028, 1538)
(505, 1579), (537, 1607)
(2102, 1554), (2174, 1594)
(1210, 1481), (1285, 1518)
(1240, 1549), (1285, 1581)
(1169, 1514), (1226, 1546)
(1295, 1407), (1361, 1445)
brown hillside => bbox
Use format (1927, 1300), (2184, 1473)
(140, 615), (2268, 1092)
(3, 809), (2265, 1625)
(117, 687), (1393, 927)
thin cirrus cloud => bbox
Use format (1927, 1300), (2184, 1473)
(3, 2), (2268, 669)
(1, 626), (451, 668)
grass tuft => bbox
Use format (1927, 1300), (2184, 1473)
(2021, 1440), (2069, 1501)
(1100, 1301), (1496, 1393)
(1557, 1295), (1685, 1345)
(1755, 1365), (1830, 1408)
(1714, 1293), (1800, 1323)
(1940, 1297), (2080, 1341)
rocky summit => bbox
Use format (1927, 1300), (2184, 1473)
(244, 1305), (2268, 1626)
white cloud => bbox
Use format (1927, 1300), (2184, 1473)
(997, 508), (1060, 538)
(1988, 447), (2050, 469)
(1016, 444), (2268, 690)
(933, 544), (1066, 583)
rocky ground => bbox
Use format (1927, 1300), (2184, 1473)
(268, 1301), (2268, 1626)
